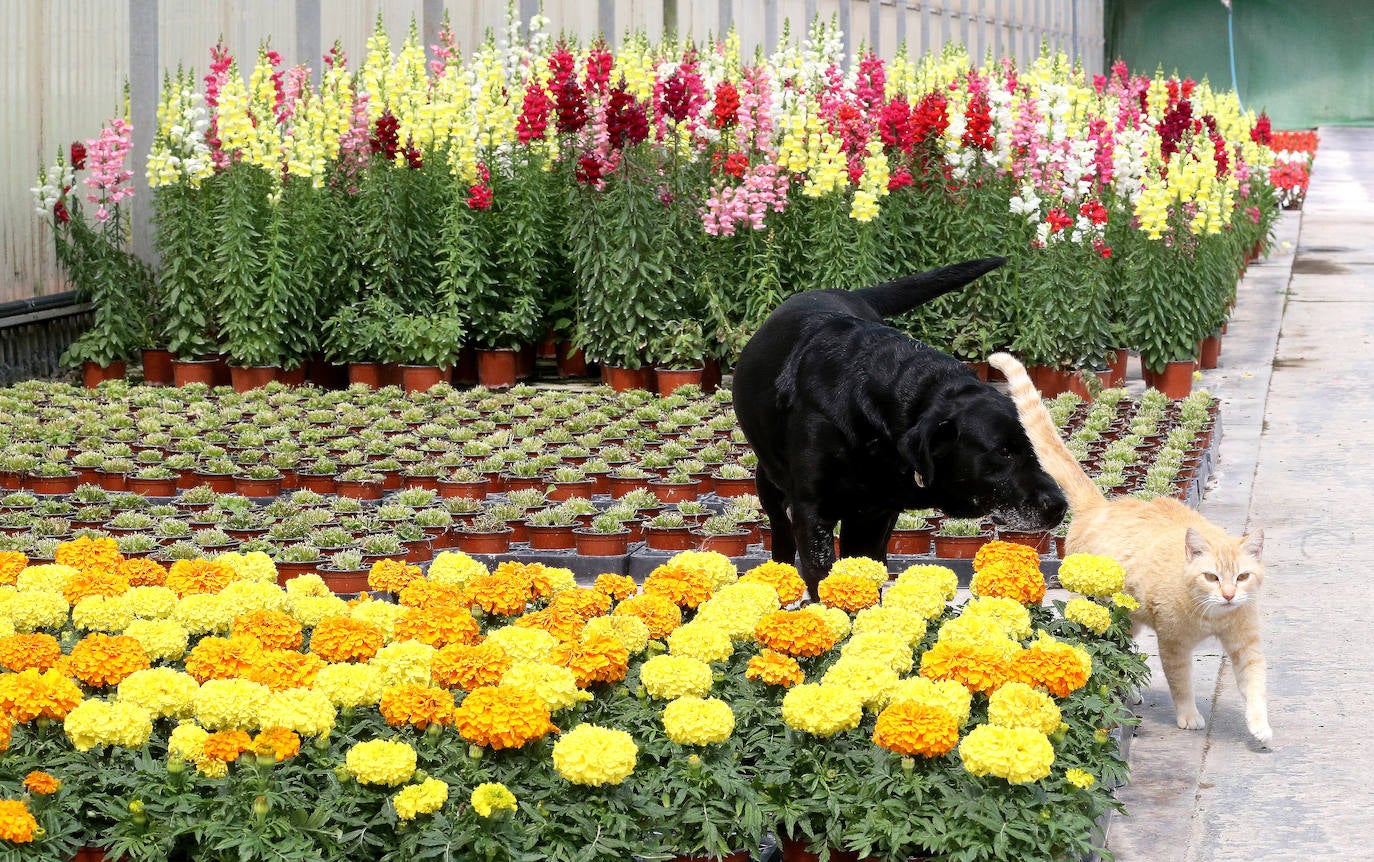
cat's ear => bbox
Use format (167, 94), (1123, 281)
(1184, 527), (1210, 562)
(1240, 528), (1264, 562)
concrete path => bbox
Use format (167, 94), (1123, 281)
(1107, 127), (1374, 860)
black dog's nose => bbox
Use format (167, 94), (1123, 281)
(1038, 488), (1069, 528)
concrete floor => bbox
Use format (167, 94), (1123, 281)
(1106, 127), (1374, 861)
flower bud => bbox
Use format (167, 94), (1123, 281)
(426, 723), (443, 740)
(253, 795), (270, 817)
(129, 800), (145, 815)
(256, 751), (276, 767)
(334, 764), (352, 783)
(166, 756), (186, 775)
(468, 744), (485, 760)
(901, 757), (915, 775)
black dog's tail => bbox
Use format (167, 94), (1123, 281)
(853, 256), (1008, 318)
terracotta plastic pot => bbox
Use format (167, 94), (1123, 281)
(1108, 348), (1129, 387)
(193, 472), (239, 494)
(644, 525), (697, 552)
(318, 569), (371, 595)
(648, 479), (702, 504)
(1199, 332), (1223, 370)
(171, 358), (218, 387)
(459, 529), (514, 555)
(544, 479), (596, 501)
(1147, 360), (1195, 399)
(601, 364), (653, 393)
(932, 533), (991, 559)
(334, 478), (384, 501)
(655, 367), (705, 396)
(694, 530), (752, 557)
(234, 476), (283, 499)
(125, 476), (178, 497)
(347, 362), (383, 388)
(26, 473), (79, 495)
(476, 349), (519, 389)
(887, 528), (934, 556)
(573, 529), (630, 556)
(278, 365), (306, 386)
(710, 476), (757, 498)
(229, 365), (277, 393)
(81, 360), (126, 389)
(401, 364), (449, 393)
(996, 529), (1053, 554)
(275, 560), (321, 585)
(776, 836), (877, 862)
(297, 473), (337, 495)
(555, 342), (588, 378)
(525, 523), (577, 550)
(438, 478), (491, 499)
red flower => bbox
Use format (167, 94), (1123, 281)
(887, 168), (914, 191)
(584, 45), (613, 92)
(712, 81), (740, 129)
(1092, 238), (1113, 259)
(1078, 198), (1109, 226)
(961, 91), (994, 151)
(878, 97), (913, 150)
(53, 200), (70, 224)
(713, 151), (748, 178)
(69, 142), (87, 170)
(658, 64), (704, 125)
(403, 143), (423, 170)
(466, 183), (493, 210)
(575, 153), (605, 185)
(553, 79), (588, 135)
(1250, 112), (1273, 147)
(516, 82), (553, 144)
(605, 85), (648, 149)
(910, 91), (950, 146)
(1046, 208), (1073, 233)
(370, 112), (400, 160)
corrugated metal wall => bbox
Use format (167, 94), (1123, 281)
(3, 0), (1103, 303)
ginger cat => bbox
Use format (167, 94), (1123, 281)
(988, 353), (1271, 745)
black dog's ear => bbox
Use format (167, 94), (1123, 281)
(899, 416), (954, 489)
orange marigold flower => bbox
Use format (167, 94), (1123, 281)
(397, 580), (469, 612)
(380, 683), (455, 730)
(0, 799), (39, 843)
(368, 559), (424, 594)
(547, 587), (612, 620)
(184, 636), (263, 683)
(395, 606), (480, 648)
(55, 536), (124, 573)
(67, 633), (150, 688)
(741, 561), (807, 605)
(969, 560), (1046, 605)
(62, 568), (131, 606)
(166, 558), (234, 597)
(21, 770), (59, 795)
(919, 639), (1012, 694)
(243, 649), (323, 691)
(754, 610), (841, 658)
(817, 573), (881, 613)
(116, 557), (168, 587)
(0, 552), (28, 587)
(250, 726), (301, 761)
(0, 669), (82, 722)
(549, 631), (630, 688)
(973, 540), (1044, 574)
(464, 572), (532, 617)
(643, 565), (713, 609)
(1011, 642), (1091, 698)
(0, 715), (12, 751)
(232, 609), (303, 651)
(202, 728), (253, 762)
(745, 649), (806, 687)
(310, 617), (385, 663)
(431, 641), (512, 691)
(593, 573), (638, 601)
(612, 593), (681, 640)
(0, 633), (63, 673)
(514, 607), (585, 643)
(452, 684), (555, 750)
(873, 701), (960, 757)
(514, 561), (562, 599)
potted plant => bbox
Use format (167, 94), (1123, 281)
(643, 510), (695, 553)
(391, 306), (466, 393)
(274, 542), (325, 583)
(317, 548), (370, 594)
(524, 504), (579, 551)
(334, 467), (385, 501)
(439, 465), (490, 500)
(648, 468), (702, 505)
(932, 517), (993, 559)
(888, 510), (935, 556)
(649, 319), (709, 395)
(543, 465), (595, 502)
(691, 513), (751, 557)
(234, 463), (284, 499)
(458, 512), (515, 556)
(573, 511), (632, 557)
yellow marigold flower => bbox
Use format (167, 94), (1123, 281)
(250, 726), (301, 761)
(593, 572), (638, 601)
(22, 770), (60, 795)
(61, 566), (128, 605)
(694, 582), (782, 641)
(0, 552), (27, 587)
(0, 633), (61, 672)
(368, 559), (423, 594)
(1111, 592), (1139, 611)
(513, 606), (586, 643)
(427, 552), (488, 588)
(232, 609), (303, 651)
(431, 641), (511, 691)
(346, 738), (417, 786)
(184, 635), (261, 683)
(881, 580), (947, 621)
(397, 579), (468, 612)
(1012, 636), (1091, 698)
(115, 558), (167, 588)
(1064, 598), (1111, 635)
(0, 799), (39, 843)
(484, 625), (557, 665)
(1065, 767), (1096, 789)
(662, 695), (734, 745)
(168, 720), (211, 767)
(663, 551), (739, 591)
(740, 561), (807, 605)
(0, 714), (11, 750)
(746, 648), (806, 687)
(817, 572), (881, 613)
(582, 614), (651, 655)
(873, 701), (959, 757)
(639, 654), (713, 700)
(970, 559), (1046, 605)
(6, 591), (69, 632)
(840, 631), (914, 674)
(961, 596), (1033, 641)
(64, 698), (153, 752)
(801, 603), (851, 641)
(453, 684), (555, 750)
(781, 682), (864, 737)
(895, 564), (960, 601)
(172, 593), (235, 636)
(284, 573), (331, 599)
(218, 580), (290, 616)
(312, 662), (385, 709)
(350, 599), (401, 641)
(829, 557), (889, 587)
(920, 638), (1014, 694)
(0, 668), (82, 722)
(989, 681), (1062, 734)
(667, 621), (733, 663)
(122, 615), (188, 665)
(887, 676), (973, 725)
(290, 594), (350, 628)
(370, 640), (437, 687)
(938, 615), (1024, 659)
(549, 631), (629, 688)
(259, 687), (335, 738)
(380, 682), (455, 729)
(71, 593), (134, 633)
(469, 781), (516, 817)
(117, 667), (199, 720)
(203, 728), (252, 762)
(217, 550), (278, 584)
(311, 616), (385, 663)
(553, 723), (637, 786)
(393, 777), (449, 821)
(464, 571), (532, 617)
(501, 661), (590, 713)
(193, 678), (272, 732)
(959, 723), (1055, 784)
(613, 593), (682, 640)
(68, 633), (150, 688)
(165, 558), (234, 597)
(973, 540), (1043, 574)
(125, 585), (177, 619)
(851, 605), (927, 648)
(17, 563), (77, 594)
(1057, 554), (1127, 597)
(55, 536), (124, 574)
(754, 609), (840, 658)
(823, 654), (900, 711)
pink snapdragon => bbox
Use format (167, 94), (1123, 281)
(84, 118), (135, 221)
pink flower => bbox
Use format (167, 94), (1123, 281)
(84, 117), (135, 210)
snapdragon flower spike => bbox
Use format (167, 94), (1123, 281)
(516, 81), (553, 144)
(370, 112), (400, 159)
(711, 80), (740, 130)
(69, 142), (87, 170)
(604, 84), (649, 150)
(584, 43), (613, 93)
(84, 117), (136, 220)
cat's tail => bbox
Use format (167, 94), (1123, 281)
(852, 257), (1007, 318)
(988, 352), (1106, 513)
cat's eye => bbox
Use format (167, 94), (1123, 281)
(1202, 572), (1219, 582)
(1237, 572), (1251, 582)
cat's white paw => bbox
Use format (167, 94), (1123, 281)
(1176, 709), (1206, 730)
(1247, 713), (1273, 745)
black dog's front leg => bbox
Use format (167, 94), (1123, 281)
(838, 510), (899, 565)
(790, 501), (837, 602)
(754, 469), (798, 569)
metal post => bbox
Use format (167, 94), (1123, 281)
(128, 0), (158, 268)
(765, 0), (778, 54)
(521, 0), (540, 41)
(295, 0), (320, 84)
(421, 0), (443, 66)
(870, 0), (882, 56)
(839, 0), (851, 62)
(718, 0), (732, 38)
(896, 0), (908, 54)
(599, 0), (615, 44)
(664, 0), (678, 39)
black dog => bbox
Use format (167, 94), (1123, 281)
(732, 258), (1067, 599)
